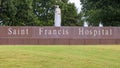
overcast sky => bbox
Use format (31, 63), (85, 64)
(69, 0), (82, 12)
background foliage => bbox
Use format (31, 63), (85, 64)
(0, 0), (120, 26)
(0, 0), (82, 26)
(80, 0), (120, 26)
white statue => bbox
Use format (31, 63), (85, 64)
(54, 5), (61, 27)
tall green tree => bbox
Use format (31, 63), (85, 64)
(0, 0), (39, 26)
(0, 0), (80, 26)
(62, 3), (78, 26)
(33, 0), (55, 26)
(33, 0), (79, 26)
(80, 0), (120, 26)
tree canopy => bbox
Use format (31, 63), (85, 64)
(0, 0), (39, 26)
(0, 0), (81, 26)
(80, 0), (120, 26)
(33, 0), (80, 26)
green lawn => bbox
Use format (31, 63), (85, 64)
(0, 45), (120, 68)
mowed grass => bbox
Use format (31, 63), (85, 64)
(0, 45), (120, 68)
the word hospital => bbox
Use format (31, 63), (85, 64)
(79, 28), (112, 37)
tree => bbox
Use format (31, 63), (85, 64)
(0, 0), (80, 26)
(62, 3), (78, 26)
(80, 0), (120, 26)
(33, 0), (79, 26)
(0, 0), (39, 26)
(33, 0), (56, 26)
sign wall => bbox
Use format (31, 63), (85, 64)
(0, 27), (120, 45)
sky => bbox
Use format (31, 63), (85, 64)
(69, 0), (82, 12)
